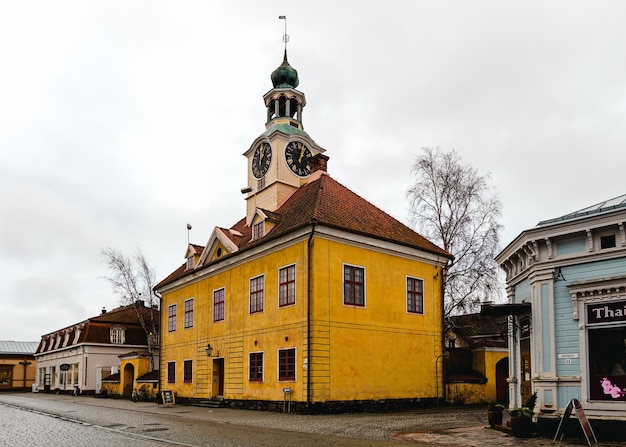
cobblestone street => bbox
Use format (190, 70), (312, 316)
(0, 393), (623, 447)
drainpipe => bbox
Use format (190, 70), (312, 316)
(306, 220), (316, 406)
(441, 263), (448, 404)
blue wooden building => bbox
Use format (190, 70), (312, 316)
(492, 194), (626, 424)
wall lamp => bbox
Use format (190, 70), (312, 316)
(205, 344), (214, 357)
(553, 267), (566, 282)
(240, 186), (252, 194)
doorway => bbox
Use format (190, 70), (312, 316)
(212, 358), (224, 397)
(495, 357), (509, 403)
(519, 318), (532, 405)
(123, 364), (135, 398)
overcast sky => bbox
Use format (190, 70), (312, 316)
(2, 1), (625, 342)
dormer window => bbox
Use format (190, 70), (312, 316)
(253, 222), (264, 240)
(110, 326), (126, 344)
(600, 234), (616, 249)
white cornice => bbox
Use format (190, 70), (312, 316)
(157, 224), (449, 294)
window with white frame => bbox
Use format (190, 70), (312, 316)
(110, 326), (126, 344)
(279, 264), (296, 307)
(406, 277), (424, 314)
(249, 352), (263, 382)
(213, 288), (225, 322)
(168, 304), (177, 332)
(343, 264), (365, 307)
(184, 298), (194, 328)
(250, 275), (264, 313)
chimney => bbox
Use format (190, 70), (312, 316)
(101, 307), (106, 315)
(310, 154), (329, 173)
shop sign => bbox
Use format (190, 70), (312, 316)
(59, 363), (70, 371)
(587, 300), (626, 324)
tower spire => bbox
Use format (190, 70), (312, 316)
(279, 15), (289, 51)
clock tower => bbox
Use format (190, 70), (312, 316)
(243, 42), (325, 225)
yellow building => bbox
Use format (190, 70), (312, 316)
(156, 48), (452, 412)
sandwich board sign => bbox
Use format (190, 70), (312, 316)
(161, 390), (175, 407)
(553, 398), (597, 446)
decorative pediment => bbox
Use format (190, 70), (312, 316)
(198, 227), (240, 266)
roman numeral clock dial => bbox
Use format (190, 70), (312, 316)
(285, 141), (311, 177)
(252, 142), (272, 179)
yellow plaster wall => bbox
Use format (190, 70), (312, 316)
(160, 234), (445, 403)
(0, 357), (36, 389)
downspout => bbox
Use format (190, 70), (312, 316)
(441, 263), (448, 404)
(306, 220), (316, 406)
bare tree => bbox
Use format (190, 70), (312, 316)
(101, 247), (159, 370)
(407, 147), (503, 316)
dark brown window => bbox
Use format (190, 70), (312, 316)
(213, 288), (225, 322)
(407, 277), (424, 314)
(168, 305), (177, 332)
(183, 360), (193, 383)
(601, 234), (616, 249)
(278, 348), (296, 381)
(184, 299), (194, 328)
(249, 352), (263, 382)
(343, 265), (365, 306)
(250, 276), (264, 313)
(167, 361), (175, 383)
(279, 265), (296, 307)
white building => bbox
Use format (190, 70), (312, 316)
(35, 302), (159, 395)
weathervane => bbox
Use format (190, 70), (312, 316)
(279, 15), (289, 50)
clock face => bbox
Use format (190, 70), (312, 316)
(251, 142), (272, 179)
(284, 141), (312, 177)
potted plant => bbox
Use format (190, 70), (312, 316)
(509, 406), (533, 437)
(487, 403), (505, 427)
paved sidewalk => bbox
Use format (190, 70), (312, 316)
(0, 393), (621, 447)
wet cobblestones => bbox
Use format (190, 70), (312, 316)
(0, 393), (623, 447)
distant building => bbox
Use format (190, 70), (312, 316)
(155, 48), (452, 411)
(35, 301), (159, 395)
(445, 313), (509, 404)
(493, 194), (626, 423)
(0, 340), (38, 391)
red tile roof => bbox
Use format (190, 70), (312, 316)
(157, 173), (451, 288)
(36, 302), (159, 353)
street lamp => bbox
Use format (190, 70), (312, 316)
(205, 344), (214, 357)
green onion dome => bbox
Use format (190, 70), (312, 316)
(271, 50), (299, 89)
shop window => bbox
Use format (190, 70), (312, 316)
(0, 366), (12, 386)
(588, 326), (626, 401)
